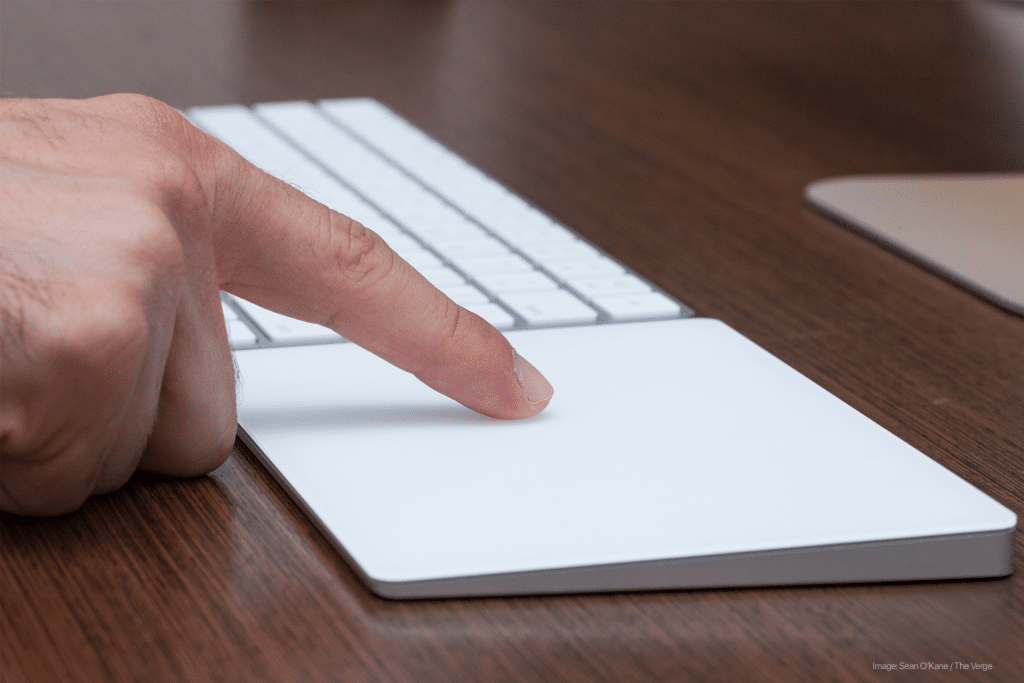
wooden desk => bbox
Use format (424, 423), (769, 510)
(2, 2), (1022, 680)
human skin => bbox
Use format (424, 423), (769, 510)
(0, 94), (553, 517)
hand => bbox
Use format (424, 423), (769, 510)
(0, 94), (553, 516)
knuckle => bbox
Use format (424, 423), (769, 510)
(0, 301), (149, 515)
(153, 155), (207, 223)
(96, 93), (190, 145)
(436, 298), (471, 349)
(97, 92), (168, 116)
(322, 211), (397, 292)
(132, 152), (208, 235)
(103, 184), (187, 276)
(4, 94), (211, 240)
(58, 289), (152, 379)
(91, 94), (211, 231)
(412, 298), (479, 372)
(1, 284), (152, 458)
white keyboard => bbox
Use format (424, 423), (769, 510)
(187, 100), (694, 349)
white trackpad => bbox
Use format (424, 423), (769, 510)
(235, 319), (1014, 594)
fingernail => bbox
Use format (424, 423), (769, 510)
(513, 350), (554, 406)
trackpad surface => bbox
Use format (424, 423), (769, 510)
(234, 319), (1014, 597)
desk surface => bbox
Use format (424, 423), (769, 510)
(2, 2), (1022, 681)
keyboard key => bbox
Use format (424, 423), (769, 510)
(481, 205), (556, 232)
(394, 208), (485, 241)
(413, 221), (490, 244)
(189, 106), (380, 223)
(545, 258), (626, 280)
(432, 237), (510, 260)
(379, 233), (422, 254)
(437, 284), (490, 306)
(255, 102), (456, 232)
(368, 219), (407, 242)
(419, 267), (466, 287)
(233, 299), (345, 344)
(321, 99), (516, 218)
(319, 102), (587, 254)
(460, 192), (537, 231)
(567, 274), (653, 300)
(499, 290), (598, 326)
(399, 249), (444, 271)
(463, 303), (516, 330)
(193, 100), (698, 350)
(593, 292), (682, 321)
(497, 224), (576, 246)
(519, 241), (600, 264)
(226, 319), (257, 347)
(476, 271), (559, 294)
(450, 254), (534, 276)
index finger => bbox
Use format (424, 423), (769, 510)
(187, 104), (553, 420)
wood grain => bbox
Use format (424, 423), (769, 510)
(2, 2), (1022, 681)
